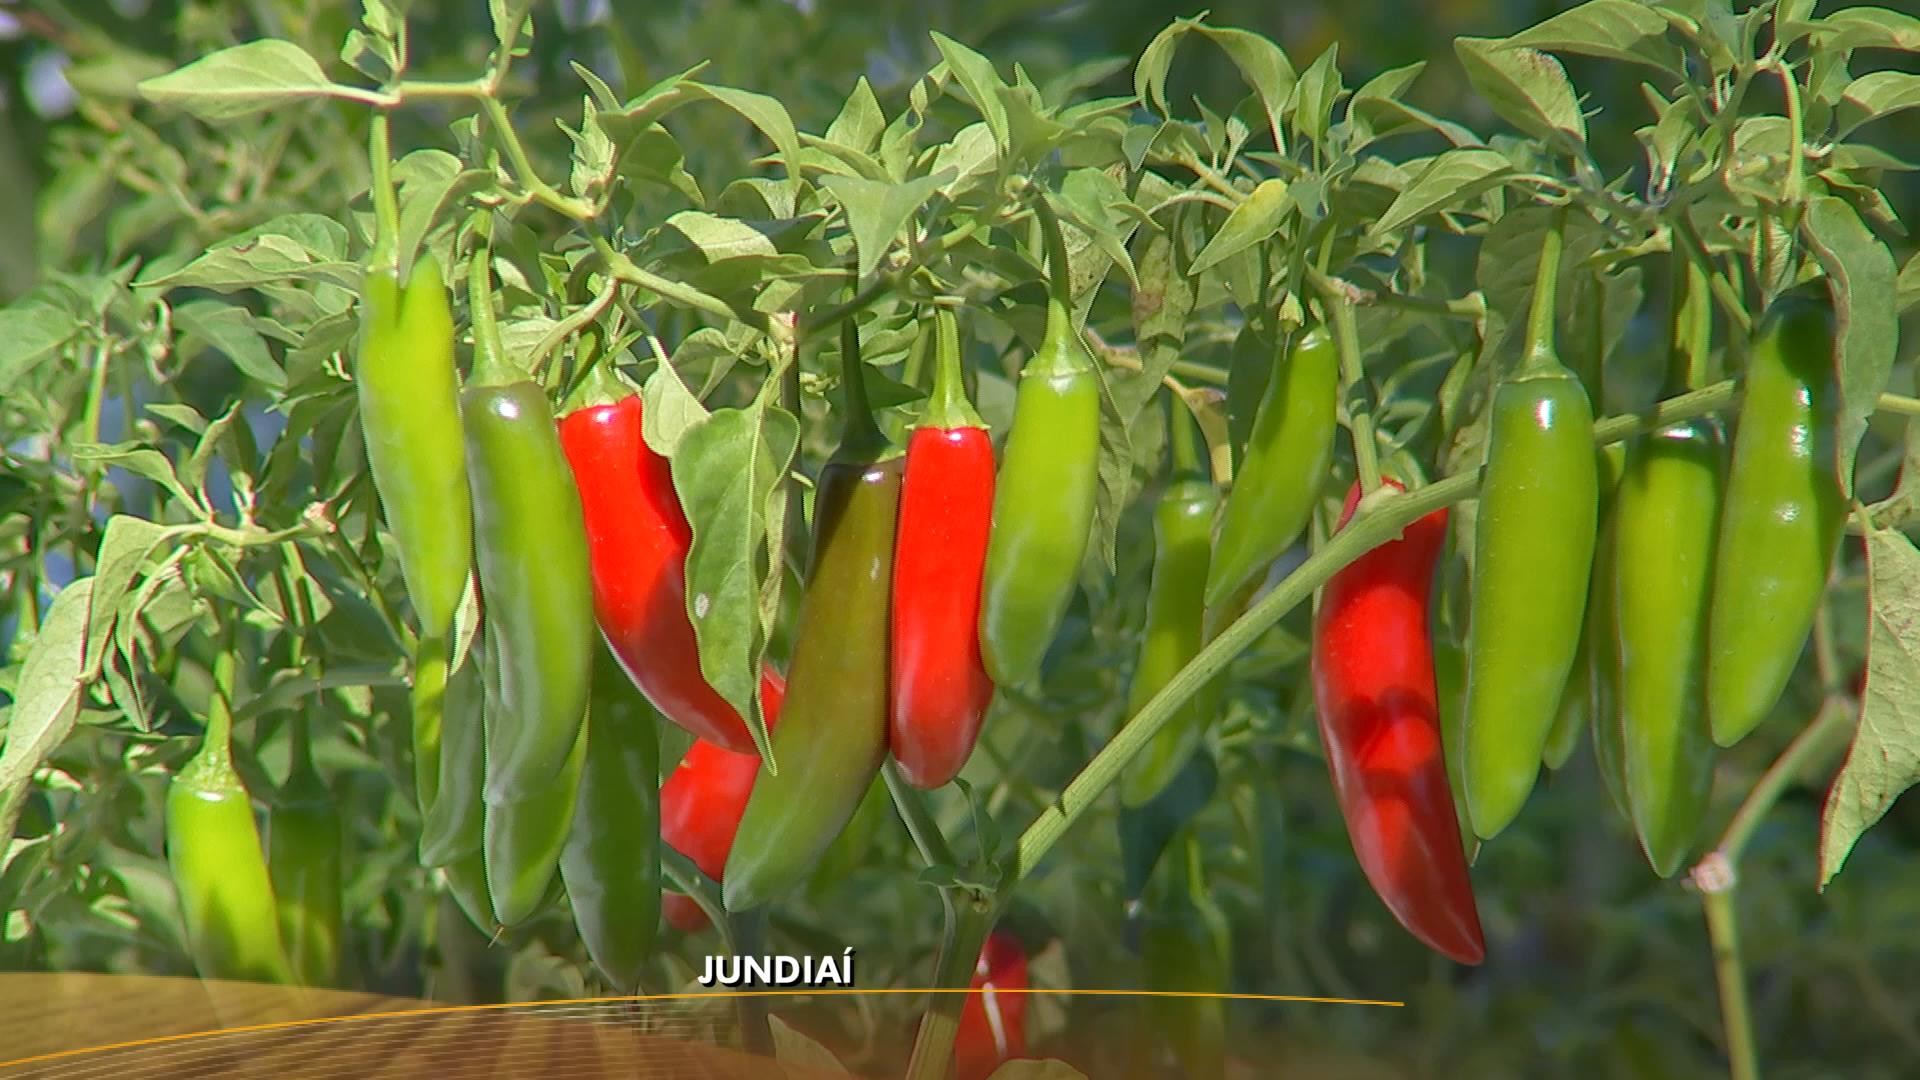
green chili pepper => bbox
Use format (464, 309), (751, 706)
(167, 639), (294, 985)
(461, 249), (595, 803)
(357, 254), (471, 640)
(420, 638), (485, 870)
(1708, 282), (1844, 748)
(724, 320), (901, 912)
(356, 255), (470, 815)
(559, 641), (662, 990)
(977, 190), (1102, 688)
(1543, 442), (1629, 772)
(482, 628), (588, 928)
(1430, 634), (1479, 861)
(1614, 419), (1724, 875)
(1585, 447), (1632, 826)
(267, 713), (343, 987)
(1462, 217), (1598, 840)
(1140, 833), (1229, 1080)
(1121, 404), (1222, 808)
(1613, 263), (1726, 876)
(1204, 324), (1339, 611)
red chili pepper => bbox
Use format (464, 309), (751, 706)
(891, 308), (997, 788)
(657, 686), (782, 932)
(557, 377), (784, 753)
(955, 930), (1029, 1080)
(1310, 478), (1485, 965)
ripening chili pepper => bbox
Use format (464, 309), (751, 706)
(557, 363), (786, 755)
(481, 629), (588, 928)
(355, 254), (470, 813)
(890, 306), (996, 789)
(462, 248), (595, 803)
(1121, 404), (1221, 808)
(1462, 218), (1598, 841)
(559, 641), (662, 990)
(267, 714), (342, 987)
(1614, 264), (1725, 877)
(724, 320), (900, 912)
(978, 189), (1102, 688)
(167, 639), (294, 985)
(1139, 834), (1230, 1079)
(1314, 478), (1485, 965)
(955, 930), (1030, 1080)
(1205, 324), (1339, 612)
(660, 738), (767, 933)
(1708, 281), (1845, 747)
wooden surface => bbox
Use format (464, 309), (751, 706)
(0, 974), (856, 1078)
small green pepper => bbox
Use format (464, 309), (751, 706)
(267, 713), (343, 987)
(1708, 282), (1845, 747)
(1461, 216), (1598, 840)
(977, 189), (1102, 688)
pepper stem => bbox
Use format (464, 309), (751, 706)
(1030, 188), (1093, 379)
(367, 115), (399, 276)
(920, 306), (984, 431)
(1520, 208), (1567, 375)
(832, 315), (890, 464)
(1169, 390), (1202, 479)
(198, 619), (239, 770)
(466, 240), (516, 387)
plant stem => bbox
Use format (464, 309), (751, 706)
(903, 891), (998, 1080)
(1689, 697), (1851, 1080)
(1319, 275), (1382, 494)
(883, 763), (960, 870)
(1698, 884), (1759, 1080)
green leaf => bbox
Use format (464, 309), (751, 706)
(0, 579), (96, 856)
(671, 402), (799, 763)
(173, 301), (284, 390)
(1898, 250), (1920, 314)
(1135, 20), (1295, 153)
(1289, 43), (1343, 149)
(931, 33), (1012, 159)
(1189, 179), (1290, 275)
(1508, 0), (1686, 72)
(825, 76), (885, 156)
(85, 517), (179, 678)
(1820, 525), (1920, 887)
(393, 151), (489, 276)
(640, 356), (710, 458)
(1803, 196), (1898, 493)
(1815, 8), (1920, 53)
(1052, 169), (1142, 289)
(71, 443), (197, 509)
(1455, 38), (1587, 149)
(1836, 71), (1920, 138)
(686, 83), (804, 207)
(767, 1015), (846, 1070)
(0, 302), (82, 386)
(137, 40), (344, 121)
(818, 172), (947, 281)
(490, 0), (534, 47)
(1369, 149), (1510, 238)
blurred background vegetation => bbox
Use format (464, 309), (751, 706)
(2, 1), (1918, 1076)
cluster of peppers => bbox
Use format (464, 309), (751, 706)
(162, 187), (1846, 1021)
(1456, 222), (1845, 894)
